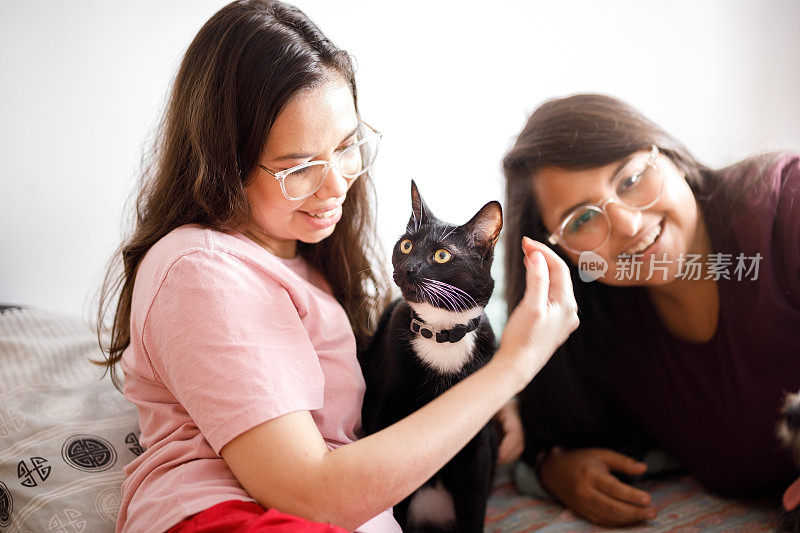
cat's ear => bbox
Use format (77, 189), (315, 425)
(462, 201), (503, 257)
(407, 180), (435, 231)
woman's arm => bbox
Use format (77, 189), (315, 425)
(222, 356), (521, 529)
(221, 238), (579, 530)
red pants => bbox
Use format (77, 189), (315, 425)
(166, 500), (349, 533)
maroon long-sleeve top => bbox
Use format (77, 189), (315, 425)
(610, 156), (800, 495)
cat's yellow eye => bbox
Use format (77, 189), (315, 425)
(434, 249), (451, 263)
(400, 239), (413, 254)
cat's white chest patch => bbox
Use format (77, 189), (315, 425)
(410, 331), (477, 374)
(408, 302), (481, 374)
(407, 480), (456, 528)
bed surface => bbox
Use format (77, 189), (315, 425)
(0, 307), (782, 532)
(486, 464), (779, 531)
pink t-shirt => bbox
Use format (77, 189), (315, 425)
(116, 225), (400, 533)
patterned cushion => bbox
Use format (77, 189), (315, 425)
(0, 308), (141, 532)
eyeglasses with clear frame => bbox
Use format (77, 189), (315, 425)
(546, 145), (663, 254)
(258, 120), (382, 201)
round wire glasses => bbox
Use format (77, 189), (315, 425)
(258, 121), (381, 201)
(546, 146), (663, 253)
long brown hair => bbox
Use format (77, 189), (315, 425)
(502, 93), (780, 459)
(95, 0), (388, 388)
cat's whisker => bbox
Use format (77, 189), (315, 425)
(428, 283), (465, 312)
(357, 292), (383, 311)
(369, 280), (392, 297)
(419, 281), (451, 312)
(358, 278), (397, 311)
(440, 225), (458, 242)
(443, 289), (469, 312)
(418, 282), (442, 311)
(421, 278), (465, 311)
(429, 286), (455, 313)
(376, 282), (396, 298)
(422, 281), (460, 313)
(412, 208), (421, 232)
(439, 289), (459, 313)
(355, 266), (379, 276)
(425, 278), (474, 299)
(430, 284), (478, 308)
(419, 283), (447, 312)
(423, 278), (478, 308)
(446, 291), (469, 312)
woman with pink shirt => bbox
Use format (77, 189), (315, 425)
(96, 1), (578, 531)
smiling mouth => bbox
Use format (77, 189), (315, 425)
(623, 220), (664, 255)
(301, 206), (340, 219)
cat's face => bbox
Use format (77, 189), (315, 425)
(392, 181), (503, 312)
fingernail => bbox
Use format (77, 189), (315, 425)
(646, 510), (657, 519)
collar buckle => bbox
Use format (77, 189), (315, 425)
(409, 315), (480, 344)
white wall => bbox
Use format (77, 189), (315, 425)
(1, 0), (799, 320)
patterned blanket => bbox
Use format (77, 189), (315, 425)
(486, 466), (780, 532)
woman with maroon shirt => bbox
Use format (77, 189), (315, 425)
(502, 93), (800, 527)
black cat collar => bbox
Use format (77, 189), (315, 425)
(410, 315), (480, 343)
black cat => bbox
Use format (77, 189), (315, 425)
(360, 180), (503, 533)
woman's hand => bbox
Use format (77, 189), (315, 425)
(539, 447), (656, 526)
(783, 475), (800, 511)
(496, 237), (579, 390)
(496, 399), (524, 465)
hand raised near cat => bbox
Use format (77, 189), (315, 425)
(495, 237), (579, 392)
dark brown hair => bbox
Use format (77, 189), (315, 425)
(95, 0), (388, 388)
